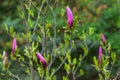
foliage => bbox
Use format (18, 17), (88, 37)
(0, 0), (119, 80)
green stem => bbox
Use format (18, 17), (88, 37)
(51, 57), (67, 77)
(99, 70), (106, 80)
(41, 13), (47, 55)
(7, 70), (21, 80)
(70, 31), (72, 54)
(42, 0), (49, 55)
(47, 4), (57, 72)
(43, 69), (46, 80)
(28, 0), (34, 80)
(70, 32), (75, 80)
(26, 0), (34, 80)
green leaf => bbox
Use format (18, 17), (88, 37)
(37, 36), (42, 42)
(28, 19), (33, 27)
(29, 10), (34, 17)
(37, 67), (44, 77)
(8, 71), (12, 77)
(81, 44), (88, 55)
(53, 76), (56, 80)
(64, 63), (70, 74)
(1, 73), (5, 76)
(93, 56), (99, 70)
(24, 46), (30, 57)
(73, 58), (77, 65)
(0, 54), (2, 59)
(25, 67), (30, 75)
(79, 69), (84, 76)
(63, 76), (68, 80)
(61, 8), (65, 17)
(93, 56), (98, 66)
(51, 69), (55, 77)
(99, 74), (104, 80)
(29, 60), (33, 65)
(102, 57), (109, 69)
(111, 52), (116, 62)
(117, 16), (120, 28)
(66, 52), (71, 63)
(72, 40), (75, 48)
(24, 4), (29, 10)
(10, 26), (14, 34)
(3, 24), (8, 32)
(10, 54), (15, 60)
(89, 27), (94, 35)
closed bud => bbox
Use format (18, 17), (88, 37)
(101, 34), (106, 45)
(3, 50), (8, 58)
(12, 38), (17, 55)
(66, 6), (74, 28)
(36, 52), (47, 69)
(98, 46), (102, 65)
(3, 56), (9, 69)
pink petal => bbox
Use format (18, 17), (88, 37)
(66, 6), (74, 28)
(12, 38), (17, 54)
(36, 52), (47, 68)
(101, 34), (106, 44)
(98, 46), (102, 65)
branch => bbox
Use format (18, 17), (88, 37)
(51, 56), (67, 76)
(73, 53), (86, 78)
(32, 1), (45, 36)
(47, 3), (57, 72)
(7, 70), (21, 80)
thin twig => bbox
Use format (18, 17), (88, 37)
(47, 4), (57, 72)
(21, 0), (34, 80)
(32, 1), (45, 36)
(20, 0), (29, 31)
(27, 0), (35, 80)
(89, 40), (99, 49)
(47, 37), (56, 71)
(51, 56), (67, 76)
(7, 70), (21, 80)
(73, 38), (88, 79)
(48, 57), (55, 72)
(41, 0), (49, 55)
(73, 53), (86, 79)
(113, 72), (120, 80)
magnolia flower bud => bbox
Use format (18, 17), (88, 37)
(36, 52), (47, 69)
(12, 38), (17, 54)
(66, 6), (74, 28)
(3, 57), (9, 69)
(3, 50), (8, 58)
(98, 46), (102, 65)
(3, 51), (9, 69)
(101, 34), (106, 45)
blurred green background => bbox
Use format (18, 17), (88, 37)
(0, 0), (120, 80)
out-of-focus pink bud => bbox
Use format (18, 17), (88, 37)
(12, 38), (17, 54)
(3, 50), (8, 58)
(101, 34), (106, 45)
(98, 46), (102, 65)
(3, 51), (9, 69)
(36, 52), (47, 69)
(66, 6), (74, 28)
(3, 57), (9, 69)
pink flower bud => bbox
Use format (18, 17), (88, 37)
(66, 6), (74, 28)
(98, 46), (102, 65)
(101, 34), (106, 45)
(12, 38), (17, 54)
(36, 52), (47, 69)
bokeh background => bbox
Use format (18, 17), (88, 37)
(0, 0), (120, 80)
